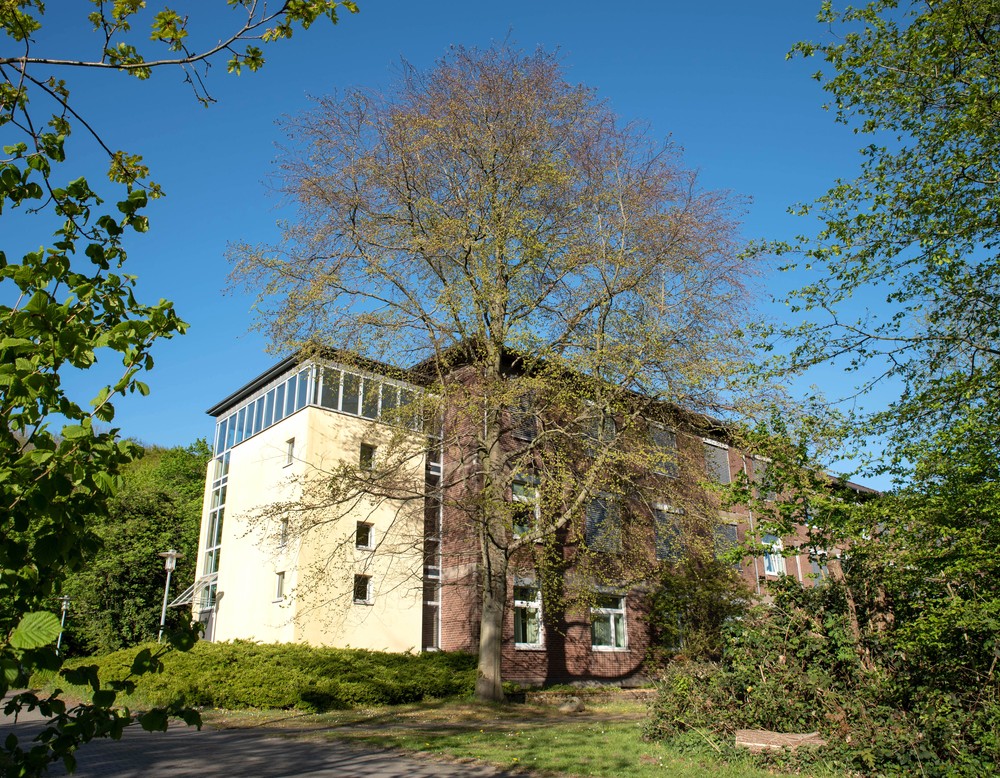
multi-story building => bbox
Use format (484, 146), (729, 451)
(183, 352), (853, 686)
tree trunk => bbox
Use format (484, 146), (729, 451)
(475, 547), (508, 702)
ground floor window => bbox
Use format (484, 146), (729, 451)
(591, 594), (627, 649)
(513, 585), (543, 648)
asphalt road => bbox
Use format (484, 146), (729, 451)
(1, 694), (515, 777)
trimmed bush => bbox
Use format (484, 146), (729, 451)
(39, 641), (477, 711)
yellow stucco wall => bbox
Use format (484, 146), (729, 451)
(199, 403), (425, 651)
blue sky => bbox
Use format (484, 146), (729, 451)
(7, 2), (884, 480)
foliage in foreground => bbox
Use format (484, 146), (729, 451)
(44, 642), (478, 711)
(646, 578), (1000, 777)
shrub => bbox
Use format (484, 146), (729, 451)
(38, 641), (477, 711)
(646, 578), (1000, 776)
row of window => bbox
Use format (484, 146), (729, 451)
(213, 363), (425, 457)
(514, 586), (627, 651)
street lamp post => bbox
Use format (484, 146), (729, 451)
(56, 595), (71, 653)
(157, 549), (183, 643)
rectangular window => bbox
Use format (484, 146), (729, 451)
(263, 389), (275, 428)
(714, 522), (739, 560)
(285, 374), (298, 416)
(359, 443), (376, 471)
(513, 585), (543, 648)
(762, 534), (786, 576)
(285, 438), (295, 467)
(651, 426), (679, 477)
(235, 407), (247, 445)
(321, 368), (342, 410)
(512, 478), (539, 536)
(703, 441), (731, 484)
(342, 373), (361, 416)
(510, 394), (537, 441)
(356, 522), (373, 549)
(591, 594), (627, 649)
(585, 495), (621, 553)
(752, 458), (777, 501)
(381, 384), (399, 417)
(215, 417), (229, 456)
(274, 383), (286, 423)
(653, 505), (682, 561)
(278, 518), (289, 548)
(353, 574), (372, 604)
(809, 548), (829, 580)
(253, 397), (265, 436)
(274, 571), (285, 601)
(296, 369), (310, 408)
(361, 378), (380, 419)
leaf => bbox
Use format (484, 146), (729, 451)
(138, 709), (169, 732)
(9, 612), (61, 649)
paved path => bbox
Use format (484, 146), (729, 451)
(2, 694), (515, 777)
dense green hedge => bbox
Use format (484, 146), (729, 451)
(40, 641), (478, 711)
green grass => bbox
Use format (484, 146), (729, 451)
(206, 699), (832, 778)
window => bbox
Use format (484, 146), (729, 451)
(591, 594), (627, 649)
(512, 477), (539, 536)
(651, 426), (679, 477)
(653, 504), (683, 561)
(752, 458), (776, 501)
(510, 393), (537, 441)
(356, 522), (373, 549)
(513, 585), (543, 648)
(284, 437), (295, 467)
(762, 534), (786, 576)
(353, 574), (372, 604)
(278, 518), (289, 548)
(585, 494), (621, 553)
(809, 548), (829, 580)
(359, 443), (376, 471)
(583, 405), (616, 454)
(274, 571), (286, 601)
(703, 440), (731, 484)
(714, 522), (739, 560)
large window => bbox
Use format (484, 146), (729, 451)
(591, 594), (627, 650)
(703, 440), (731, 484)
(650, 425), (679, 477)
(585, 494), (621, 553)
(510, 393), (537, 441)
(513, 585), (543, 648)
(653, 504), (682, 561)
(762, 534), (786, 576)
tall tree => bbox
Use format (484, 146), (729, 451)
(783, 0), (1000, 475)
(231, 44), (759, 701)
(1, 3), (357, 774)
(62, 441), (211, 656)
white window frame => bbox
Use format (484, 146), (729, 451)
(590, 594), (628, 651)
(353, 574), (373, 605)
(356, 521), (374, 550)
(274, 571), (286, 602)
(762, 534), (786, 576)
(513, 584), (544, 649)
(511, 477), (540, 537)
(284, 437), (295, 467)
(278, 518), (289, 548)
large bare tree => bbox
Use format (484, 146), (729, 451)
(231, 44), (759, 701)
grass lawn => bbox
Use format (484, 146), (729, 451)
(205, 698), (828, 778)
